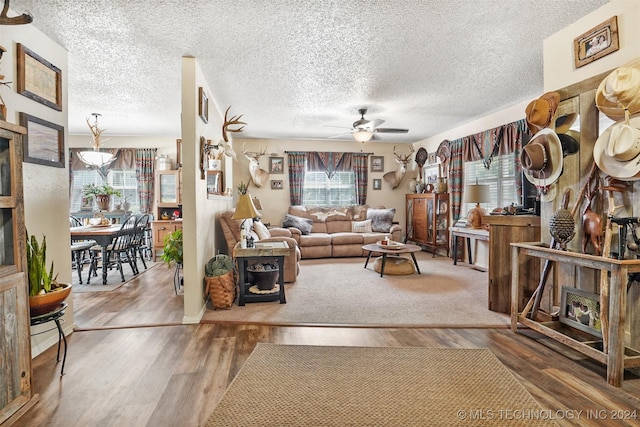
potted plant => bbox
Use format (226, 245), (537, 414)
(161, 229), (183, 293)
(82, 183), (122, 211)
(26, 231), (72, 316)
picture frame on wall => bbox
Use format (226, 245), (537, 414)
(427, 152), (436, 164)
(560, 287), (602, 337)
(206, 170), (224, 196)
(573, 16), (619, 69)
(198, 87), (209, 123)
(371, 156), (384, 172)
(19, 112), (65, 168)
(373, 178), (381, 190)
(16, 43), (63, 111)
(269, 156), (284, 174)
(271, 179), (283, 190)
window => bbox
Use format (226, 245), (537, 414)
(462, 153), (518, 216)
(302, 170), (356, 206)
(70, 169), (139, 212)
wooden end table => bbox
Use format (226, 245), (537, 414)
(362, 243), (422, 277)
(233, 241), (290, 305)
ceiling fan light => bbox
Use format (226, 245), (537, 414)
(353, 130), (373, 143)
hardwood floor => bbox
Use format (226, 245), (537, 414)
(15, 263), (640, 427)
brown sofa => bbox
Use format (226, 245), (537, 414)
(283, 205), (402, 259)
(219, 211), (301, 283)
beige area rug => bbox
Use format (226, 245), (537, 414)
(72, 261), (159, 292)
(201, 253), (510, 327)
(205, 344), (557, 427)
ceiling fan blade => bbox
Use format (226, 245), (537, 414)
(368, 119), (385, 128)
(328, 132), (354, 139)
(374, 128), (409, 134)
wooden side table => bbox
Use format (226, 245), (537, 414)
(30, 302), (68, 375)
(233, 241), (290, 305)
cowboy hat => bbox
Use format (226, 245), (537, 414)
(593, 116), (640, 181)
(595, 65), (640, 121)
(554, 113), (578, 134)
(525, 92), (561, 134)
(521, 128), (563, 187)
(558, 131), (579, 157)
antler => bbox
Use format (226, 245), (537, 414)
(393, 145), (414, 162)
(86, 116), (107, 150)
(222, 106), (246, 142)
(0, 0), (33, 25)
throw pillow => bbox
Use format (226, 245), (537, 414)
(282, 214), (313, 235)
(351, 219), (372, 233)
(367, 208), (396, 232)
(253, 221), (271, 240)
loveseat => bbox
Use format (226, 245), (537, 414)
(282, 205), (402, 259)
(219, 211), (301, 283)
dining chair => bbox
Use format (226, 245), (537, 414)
(130, 214), (150, 273)
(87, 215), (138, 284)
(69, 215), (95, 284)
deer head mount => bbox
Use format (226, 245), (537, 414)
(382, 145), (415, 189)
(242, 143), (269, 188)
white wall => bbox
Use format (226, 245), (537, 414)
(234, 138), (415, 232)
(0, 23), (73, 355)
(180, 57), (233, 323)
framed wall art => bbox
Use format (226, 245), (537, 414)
(16, 43), (63, 111)
(427, 152), (436, 164)
(373, 178), (381, 190)
(198, 87), (209, 123)
(19, 112), (65, 168)
(371, 156), (384, 172)
(560, 287), (601, 337)
(270, 179), (283, 190)
(206, 170), (224, 196)
(573, 16), (619, 68)
(269, 156), (284, 174)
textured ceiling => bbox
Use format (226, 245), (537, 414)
(11, 0), (608, 143)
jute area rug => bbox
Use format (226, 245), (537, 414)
(72, 261), (159, 292)
(202, 253), (510, 327)
(205, 344), (557, 427)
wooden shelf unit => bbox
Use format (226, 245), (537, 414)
(405, 193), (449, 257)
(511, 242), (640, 387)
(154, 169), (181, 220)
(150, 220), (183, 261)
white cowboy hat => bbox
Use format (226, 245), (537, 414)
(593, 116), (640, 181)
(521, 128), (564, 187)
(595, 64), (640, 121)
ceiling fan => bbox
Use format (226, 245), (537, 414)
(329, 108), (409, 142)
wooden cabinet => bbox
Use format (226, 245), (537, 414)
(483, 215), (540, 314)
(0, 121), (38, 425)
(405, 193), (449, 256)
(154, 170), (181, 220)
(151, 220), (183, 261)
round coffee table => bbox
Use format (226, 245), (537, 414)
(362, 243), (422, 277)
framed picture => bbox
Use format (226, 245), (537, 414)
(371, 156), (384, 172)
(423, 164), (438, 185)
(19, 112), (65, 168)
(560, 287), (602, 337)
(372, 178), (381, 190)
(573, 16), (619, 69)
(270, 179), (283, 190)
(269, 156), (284, 174)
(427, 152), (436, 164)
(198, 87), (209, 123)
(16, 44), (62, 111)
(206, 170), (224, 196)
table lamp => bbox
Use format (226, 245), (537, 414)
(232, 193), (262, 248)
(463, 179), (491, 229)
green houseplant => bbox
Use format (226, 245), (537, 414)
(26, 231), (71, 315)
(161, 229), (183, 293)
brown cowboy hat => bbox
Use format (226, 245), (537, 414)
(520, 128), (563, 186)
(525, 92), (561, 134)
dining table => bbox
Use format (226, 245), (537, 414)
(70, 224), (122, 285)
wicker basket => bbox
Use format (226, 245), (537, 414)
(206, 270), (236, 309)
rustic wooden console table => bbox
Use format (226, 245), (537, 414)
(511, 242), (640, 387)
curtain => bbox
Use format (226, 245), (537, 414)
(135, 148), (157, 214)
(352, 153), (369, 205)
(287, 152), (306, 205)
(449, 138), (465, 221)
(307, 152), (351, 178)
